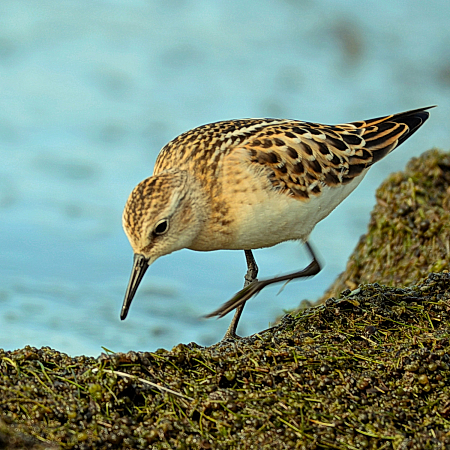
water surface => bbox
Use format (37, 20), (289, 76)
(1, 0), (449, 355)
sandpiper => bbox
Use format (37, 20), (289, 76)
(120, 106), (432, 340)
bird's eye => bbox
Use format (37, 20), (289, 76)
(154, 219), (169, 235)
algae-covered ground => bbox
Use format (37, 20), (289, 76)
(2, 150), (450, 450)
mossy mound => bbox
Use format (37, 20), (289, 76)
(2, 272), (450, 449)
(321, 149), (450, 301)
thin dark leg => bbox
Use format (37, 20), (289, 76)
(207, 241), (321, 321)
(222, 250), (258, 339)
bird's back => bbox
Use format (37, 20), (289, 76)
(154, 107), (431, 195)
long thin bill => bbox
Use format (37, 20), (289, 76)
(120, 253), (149, 320)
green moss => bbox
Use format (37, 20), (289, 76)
(0, 416), (56, 449)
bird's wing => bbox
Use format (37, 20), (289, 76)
(241, 106), (432, 201)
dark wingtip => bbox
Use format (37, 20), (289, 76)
(391, 105), (435, 146)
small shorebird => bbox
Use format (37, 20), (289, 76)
(121, 106), (432, 340)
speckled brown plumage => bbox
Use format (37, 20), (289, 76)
(152, 107), (429, 202)
(120, 106), (433, 341)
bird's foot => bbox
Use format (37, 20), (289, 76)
(220, 330), (242, 341)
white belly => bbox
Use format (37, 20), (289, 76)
(226, 171), (367, 250)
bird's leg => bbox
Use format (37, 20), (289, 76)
(208, 241), (321, 321)
(243, 250), (258, 286)
(222, 250), (258, 340)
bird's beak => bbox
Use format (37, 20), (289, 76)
(120, 253), (150, 320)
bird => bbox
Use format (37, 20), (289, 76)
(120, 106), (433, 340)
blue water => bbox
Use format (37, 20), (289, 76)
(1, 0), (449, 356)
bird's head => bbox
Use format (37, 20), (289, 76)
(120, 170), (205, 319)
